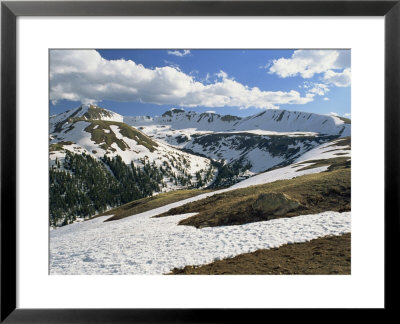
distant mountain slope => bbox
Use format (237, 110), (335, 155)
(184, 132), (338, 173)
(124, 108), (350, 137)
(124, 108), (349, 176)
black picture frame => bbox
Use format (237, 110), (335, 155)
(1, 0), (398, 322)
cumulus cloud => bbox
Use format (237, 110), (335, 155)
(167, 50), (191, 57)
(50, 50), (314, 109)
(323, 97), (330, 101)
(323, 68), (351, 87)
(269, 49), (350, 79)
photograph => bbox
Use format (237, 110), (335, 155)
(48, 48), (351, 275)
(2, 0), (396, 319)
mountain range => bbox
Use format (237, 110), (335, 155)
(49, 104), (350, 226)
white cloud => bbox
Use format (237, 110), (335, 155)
(215, 70), (228, 80)
(344, 113), (351, 117)
(323, 97), (330, 101)
(269, 49), (350, 79)
(329, 112), (339, 116)
(167, 50), (191, 57)
(205, 110), (216, 114)
(50, 50), (314, 109)
(323, 68), (351, 87)
(307, 83), (330, 96)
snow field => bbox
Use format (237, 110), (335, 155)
(295, 140), (350, 162)
(50, 155), (347, 275)
(229, 164), (329, 190)
(50, 210), (350, 275)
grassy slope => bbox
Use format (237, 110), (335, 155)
(295, 137), (350, 171)
(169, 233), (351, 275)
(326, 136), (351, 148)
(295, 156), (350, 172)
(94, 156), (350, 225)
(92, 189), (215, 222)
(83, 106), (113, 119)
(52, 115), (159, 153)
(84, 120), (158, 152)
(158, 160), (350, 228)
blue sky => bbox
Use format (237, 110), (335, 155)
(50, 49), (351, 118)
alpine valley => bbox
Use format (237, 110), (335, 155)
(50, 104), (351, 275)
(49, 104), (350, 227)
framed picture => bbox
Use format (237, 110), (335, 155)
(1, 0), (398, 321)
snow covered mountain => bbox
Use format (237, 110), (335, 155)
(50, 104), (215, 191)
(124, 108), (350, 137)
(124, 108), (350, 175)
(50, 104), (124, 133)
(50, 105), (351, 177)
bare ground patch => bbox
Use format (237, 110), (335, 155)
(169, 233), (351, 275)
(91, 189), (215, 222)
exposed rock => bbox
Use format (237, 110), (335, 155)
(252, 192), (300, 217)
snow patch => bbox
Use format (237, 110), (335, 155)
(50, 211), (350, 275)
